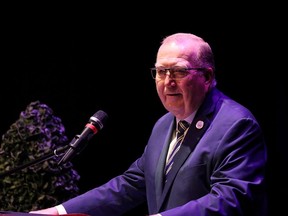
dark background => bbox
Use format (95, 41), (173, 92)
(1, 4), (286, 215)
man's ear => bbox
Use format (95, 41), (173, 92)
(203, 67), (214, 83)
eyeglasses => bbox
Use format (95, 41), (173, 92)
(150, 67), (206, 80)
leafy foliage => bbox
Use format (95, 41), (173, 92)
(0, 101), (80, 212)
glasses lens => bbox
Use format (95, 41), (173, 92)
(151, 67), (189, 79)
(151, 68), (157, 79)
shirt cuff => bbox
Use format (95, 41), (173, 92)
(55, 204), (67, 215)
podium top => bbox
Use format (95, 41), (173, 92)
(0, 212), (89, 216)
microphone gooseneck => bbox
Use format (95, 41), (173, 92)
(57, 110), (108, 166)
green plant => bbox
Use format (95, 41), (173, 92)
(0, 101), (80, 212)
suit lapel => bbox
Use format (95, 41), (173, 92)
(155, 119), (176, 208)
(159, 116), (211, 206)
(157, 88), (221, 211)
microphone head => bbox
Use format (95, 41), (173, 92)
(90, 110), (108, 130)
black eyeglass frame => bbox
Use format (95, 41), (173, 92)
(150, 67), (206, 80)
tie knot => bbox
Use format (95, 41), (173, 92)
(177, 120), (189, 135)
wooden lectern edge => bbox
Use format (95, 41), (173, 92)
(30, 214), (89, 216)
(0, 213), (89, 216)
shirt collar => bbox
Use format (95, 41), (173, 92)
(176, 110), (197, 125)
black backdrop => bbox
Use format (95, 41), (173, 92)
(1, 4), (286, 215)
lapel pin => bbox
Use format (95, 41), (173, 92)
(196, 120), (204, 129)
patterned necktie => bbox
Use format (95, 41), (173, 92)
(164, 120), (189, 182)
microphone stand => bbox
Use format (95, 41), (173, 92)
(0, 145), (70, 178)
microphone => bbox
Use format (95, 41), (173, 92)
(58, 110), (108, 166)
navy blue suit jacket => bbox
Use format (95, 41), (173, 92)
(62, 88), (268, 216)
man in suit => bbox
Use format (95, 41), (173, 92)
(30, 33), (268, 215)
